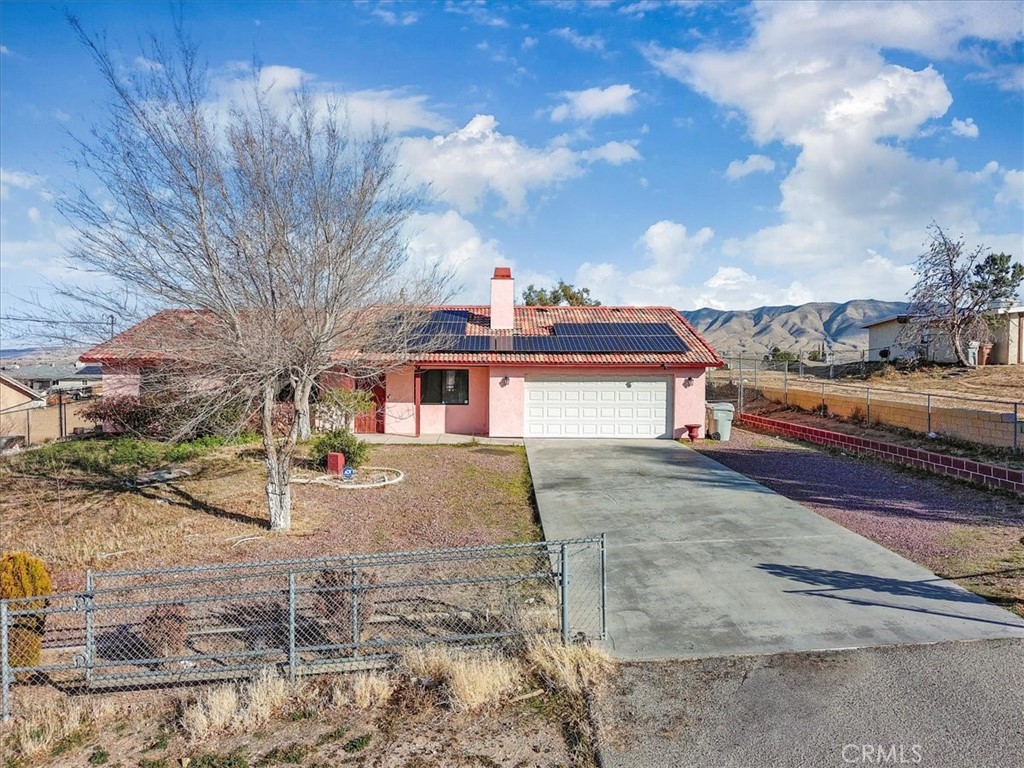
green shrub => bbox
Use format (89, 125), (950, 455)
(309, 429), (370, 470)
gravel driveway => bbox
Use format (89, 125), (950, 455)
(694, 428), (1024, 616)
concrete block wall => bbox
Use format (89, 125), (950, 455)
(755, 384), (1017, 449)
(739, 412), (1023, 494)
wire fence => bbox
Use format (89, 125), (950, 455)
(1, 537), (606, 721)
(708, 356), (1023, 450)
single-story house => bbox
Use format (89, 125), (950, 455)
(1, 362), (104, 392)
(864, 306), (1024, 365)
(0, 373), (46, 440)
(80, 268), (722, 439)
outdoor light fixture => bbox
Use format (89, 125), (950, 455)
(500, 376), (510, 387)
(683, 377), (694, 388)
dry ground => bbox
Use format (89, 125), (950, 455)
(0, 442), (540, 592)
(0, 441), (615, 768)
(695, 428), (1024, 618)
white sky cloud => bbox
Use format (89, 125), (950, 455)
(552, 27), (605, 53)
(399, 115), (639, 216)
(550, 84), (638, 122)
(371, 7), (419, 25)
(0, 169), (46, 200)
(644, 1), (1021, 296)
(725, 154), (775, 180)
(951, 116), (979, 138)
(1, 45), (14, 56)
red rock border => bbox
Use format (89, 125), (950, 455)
(739, 412), (1024, 495)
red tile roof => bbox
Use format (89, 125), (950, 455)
(81, 305), (722, 369)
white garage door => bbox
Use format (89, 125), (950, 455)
(524, 375), (673, 438)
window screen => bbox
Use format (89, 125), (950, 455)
(421, 369), (470, 405)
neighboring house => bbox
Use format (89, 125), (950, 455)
(0, 373), (46, 439)
(80, 267), (723, 439)
(865, 307), (1024, 365)
(1, 362), (103, 392)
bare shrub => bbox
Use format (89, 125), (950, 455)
(314, 568), (378, 641)
(140, 603), (188, 666)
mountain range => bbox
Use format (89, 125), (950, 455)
(680, 300), (910, 357)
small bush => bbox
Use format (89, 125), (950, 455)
(80, 395), (160, 434)
(309, 429), (370, 470)
(1, 551), (51, 673)
(8, 626), (43, 672)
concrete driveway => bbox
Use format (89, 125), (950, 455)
(526, 439), (1024, 660)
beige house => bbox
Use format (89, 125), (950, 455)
(0, 374), (46, 440)
(864, 307), (1024, 365)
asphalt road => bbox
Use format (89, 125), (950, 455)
(595, 639), (1024, 768)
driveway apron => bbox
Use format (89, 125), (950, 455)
(525, 438), (1024, 660)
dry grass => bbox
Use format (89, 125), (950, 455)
(350, 671), (396, 710)
(525, 636), (615, 695)
(0, 443), (538, 590)
(179, 668), (293, 742)
(5, 697), (120, 759)
(400, 645), (522, 712)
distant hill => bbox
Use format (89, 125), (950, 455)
(680, 300), (910, 357)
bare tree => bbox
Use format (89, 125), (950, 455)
(50, 19), (449, 530)
(899, 223), (1022, 367)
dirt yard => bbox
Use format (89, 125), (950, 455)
(0, 442), (540, 593)
(694, 428), (1024, 617)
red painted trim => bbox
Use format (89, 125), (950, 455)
(414, 368), (421, 438)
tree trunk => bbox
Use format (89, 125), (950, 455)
(295, 377), (314, 441)
(262, 382), (296, 531)
(266, 453), (292, 531)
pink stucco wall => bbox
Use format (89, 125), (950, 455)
(672, 368), (708, 439)
(385, 364), (710, 438)
(419, 368), (489, 435)
(384, 368), (417, 435)
(101, 365), (141, 397)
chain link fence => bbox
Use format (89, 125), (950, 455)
(708, 356), (1023, 450)
(1, 537), (606, 721)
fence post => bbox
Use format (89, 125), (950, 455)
(559, 543), (570, 645)
(821, 381), (826, 414)
(866, 389), (871, 426)
(85, 570), (95, 685)
(784, 363), (789, 407)
(287, 573), (297, 683)
(737, 356), (744, 413)
(753, 359), (758, 398)
(927, 395), (932, 434)
(599, 534), (607, 641)
(1, 600), (10, 722)
(350, 567), (360, 658)
(1015, 404), (1019, 452)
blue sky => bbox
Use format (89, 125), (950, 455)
(1, 0), (1022, 315)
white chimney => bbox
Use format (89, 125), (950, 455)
(490, 267), (515, 330)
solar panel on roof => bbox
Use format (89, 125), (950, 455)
(553, 322), (680, 337)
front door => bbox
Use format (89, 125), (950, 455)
(354, 381), (386, 434)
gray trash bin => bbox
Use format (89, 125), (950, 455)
(705, 402), (736, 441)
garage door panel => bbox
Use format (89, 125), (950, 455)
(524, 376), (672, 439)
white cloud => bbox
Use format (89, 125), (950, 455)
(550, 84), (638, 122)
(580, 140), (642, 165)
(210, 64), (449, 135)
(399, 115), (639, 216)
(0, 169), (46, 200)
(573, 220), (714, 306)
(522, 36), (538, 50)
(134, 56), (163, 72)
(725, 154), (776, 180)
(404, 210), (550, 302)
(444, 1), (507, 27)
(371, 7), (419, 25)
(552, 27), (605, 53)
(951, 116), (979, 138)
(1, 45), (12, 56)
(995, 169), (1024, 209)
(643, 1), (1021, 296)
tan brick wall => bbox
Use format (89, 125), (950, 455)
(755, 384), (1018, 449)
